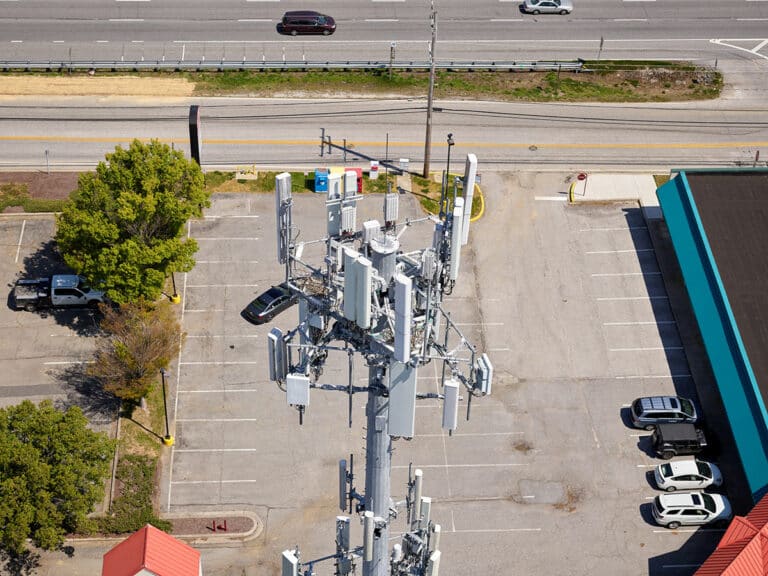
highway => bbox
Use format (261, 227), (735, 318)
(0, 0), (766, 170)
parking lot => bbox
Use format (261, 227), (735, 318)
(1, 172), (737, 575)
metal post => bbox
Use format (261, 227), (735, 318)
(363, 365), (391, 576)
(343, 138), (347, 163)
(440, 133), (454, 217)
(45, 149), (49, 174)
(389, 42), (396, 80)
(160, 369), (174, 446)
(320, 128), (325, 158)
(422, 3), (437, 178)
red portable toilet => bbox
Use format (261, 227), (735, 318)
(345, 168), (363, 194)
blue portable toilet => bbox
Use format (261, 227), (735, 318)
(314, 168), (329, 193)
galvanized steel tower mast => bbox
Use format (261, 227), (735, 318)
(268, 152), (490, 576)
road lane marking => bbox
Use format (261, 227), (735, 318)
(108, 18), (145, 21)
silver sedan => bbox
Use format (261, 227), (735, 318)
(521, 0), (573, 15)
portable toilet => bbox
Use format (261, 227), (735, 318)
(314, 168), (329, 193)
(346, 168), (363, 194)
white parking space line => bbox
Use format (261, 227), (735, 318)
(489, 347), (510, 352)
(196, 237), (260, 241)
(609, 346), (683, 352)
(14, 220), (25, 263)
(604, 321), (676, 326)
(392, 463), (528, 469)
(185, 284), (259, 288)
(196, 261), (260, 264)
(596, 296), (668, 301)
(445, 528), (543, 533)
(534, 196), (567, 202)
(108, 18), (145, 21)
(580, 226), (647, 232)
(178, 389), (258, 393)
(201, 214), (260, 220)
(184, 309), (226, 312)
(179, 361), (261, 365)
(186, 334), (259, 339)
(753, 39), (768, 51)
(614, 18), (648, 22)
(636, 464), (656, 468)
(586, 248), (654, 254)
(615, 374), (691, 379)
(416, 432), (524, 437)
(365, 18), (399, 22)
(238, 19), (272, 22)
(43, 360), (94, 365)
(592, 272), (660, 277)
(490, 19), (525, 22)
(178, 418), (260, 422)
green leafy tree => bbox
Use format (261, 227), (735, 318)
(88, 300), (183, 402)
(55, 139), (209, 304)
(0, 401), (115, 554)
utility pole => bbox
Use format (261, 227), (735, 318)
(422, 2), (437, 178)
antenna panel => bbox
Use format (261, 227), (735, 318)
(421, 249), (436, 281)
(355, 256), (373, 329)
(388, 360), (416, 437)
(427, 550), (441, 576)
(281, 550), (299, 576)
(268, 327), (287, 382)
(476, 353), (493, 395)
(420, 496), (432, 527)
(384, 192), (399, 223)
(328, 173), (342, 200)
(343, 248), (359, 321)
(442, 378), (459, 431)
(449, 198), (464, 281)
(344, 170), (357, 197)
(275, 172), (292, 265)
(370, 235), (398, 286)
(394, 274), (412, 362)
(363, 511), (375, 562)
(338, 460), (348, 511)
(461, 154), (477, 246)
(327, 196), (341, 237)
(432, 220), (444, 254)
(287, 373), (310, 406)
(362, 220), (381, 245)
(336, 516), (351, 551)
(341, 205), (357, 235)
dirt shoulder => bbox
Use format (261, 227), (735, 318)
(0, 75), (194, 97)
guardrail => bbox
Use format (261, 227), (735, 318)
(0, 59), (584, 72)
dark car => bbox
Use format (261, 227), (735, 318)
(242, 283), (297, 325)
(652, 423), (708, 460)
(279, 11), (336, 36)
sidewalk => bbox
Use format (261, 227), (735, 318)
(568, 173), (662, 219)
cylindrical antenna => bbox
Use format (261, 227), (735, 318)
(431, 523), (441, 552)
(411, 469), (423, 529)
(363, 511), (375, 562)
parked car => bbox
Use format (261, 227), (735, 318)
(652, 423), (708, 460)
(521, 0), (573, 15)
(653, 460), (723, 492)
(652, 492), (732, 529)
(11, 274), (105, 311)
(631, 396), (697, 430)
(279, 11), (336, 36)
(242, 283), (298, 325)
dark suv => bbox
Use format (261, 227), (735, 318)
(652, 423), (708, 460)
(280, 11), (336, 36)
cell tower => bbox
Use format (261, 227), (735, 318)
(268, 152), (491, 576)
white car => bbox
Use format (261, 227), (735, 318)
(653, 460), (723, 492)
(652, 492), (732, 529)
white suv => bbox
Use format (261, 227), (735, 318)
(652, 492), (732, 529)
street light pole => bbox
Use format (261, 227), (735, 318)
(422, 1), (437, 178)
(160, 368), (174, 446)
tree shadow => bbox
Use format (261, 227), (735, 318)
(51, 363), (120, 428)
(7, 240), (103, 337)
(0, 549), (41, 576)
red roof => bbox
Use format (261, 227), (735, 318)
(695, 494), (768, 576)
(102, 524), (201, 576)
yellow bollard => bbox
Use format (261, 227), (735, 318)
(162, 435), (175, 447)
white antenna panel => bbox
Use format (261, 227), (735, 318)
(287, 373), (310, 406)
(363, 511), (375, 562)
(427, 550), (441, 576)
(431, 524), (441, 552)
(449, 198), (464, 281)
(338, 460), (348, 511)
(362, 220), (381, 245)
(355, 256), (372, 329)
(341, 206), (357, 235)
(411, 469), (423, 529)
(442, 378), (459, 431)
(327, 196), (341, 237)
(344, 170), (357, 197)
(268, 327), (287, 382)
(420, 496), (432, 528)
(421, 249), (436, 281)
(394, 274), (412, 362)
(275, 172), (292, 265)
(385, 192), (399, 222)
(388, 360), (416, 437)
(461, 153), (477, 246)
(328, 173), (342, 200)
(336, 516), (351, 551)
(281, 550), (299, 576)
(343, 248), (359, 321)
(432, 220), (444, 254)
(476, 353), (493, 395)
